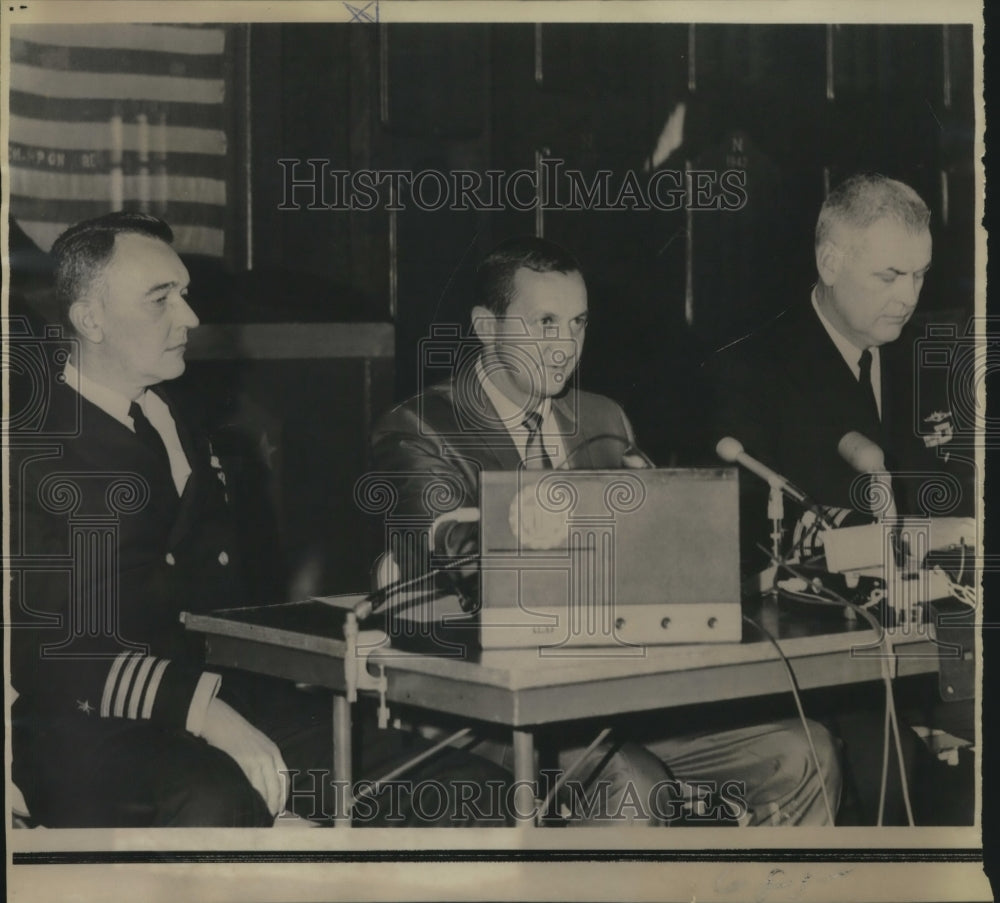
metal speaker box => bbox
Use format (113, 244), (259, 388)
(477, 468), (742, 651)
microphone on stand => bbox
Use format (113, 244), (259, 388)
(715, 437), (836, 528)
(837, 431), (897, 522)
(836, 434), (909, 623)
(837, 430), (885, 473)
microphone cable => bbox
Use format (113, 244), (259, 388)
(559, 434), (656, 469)
(760, 546), (915, 826)
(356, 553), (479, 621)
(740, 612), (837, 826)
(533, 727), (613, 826)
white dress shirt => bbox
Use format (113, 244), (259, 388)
(811, 288), (882, 419)
(63, 362), (191, 495)
(475, 357), (567, 468)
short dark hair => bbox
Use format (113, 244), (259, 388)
(816, 173), (930, 250)
(51, 211), (174, 329)
(474, 236), (582, 317)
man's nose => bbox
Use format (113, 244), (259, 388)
(896, 275), (921, 310)
(175, 295), (200, 329)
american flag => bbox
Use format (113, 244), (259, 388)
(9, 23), (234, 257)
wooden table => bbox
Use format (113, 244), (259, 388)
(183, 594), (947, 825)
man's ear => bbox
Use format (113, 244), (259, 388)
(816, 240), (843, 287)
(68, 298), (103, 343)
(470, 305), (498, 345)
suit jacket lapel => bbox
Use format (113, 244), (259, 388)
(70, 389), (179, 511)
(150, 385), (205, 547)
(791, 305), (884, 441)
(552, 391), (593, 468)
(877, 336), (912, 469)
(446, 363), (523, 471)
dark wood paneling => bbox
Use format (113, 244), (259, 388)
(250, 24), (389, 319)
(179, 338), (394, 601)
(240, 22), (975, 467)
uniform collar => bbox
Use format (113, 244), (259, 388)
(63, 361), (136, 428)
(811, 286), (879, 379)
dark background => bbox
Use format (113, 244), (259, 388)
(10, 23), (978, 598)
(6, 15), (992, 860)
(245, 21), (976, 480)
(244, 22), (978, 592)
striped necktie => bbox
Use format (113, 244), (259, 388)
(522, 410), (553, 470)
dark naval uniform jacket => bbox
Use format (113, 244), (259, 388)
(11, 378), (243, 742)
(702, 301), (973, 568)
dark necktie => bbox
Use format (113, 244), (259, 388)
(522, 410), (553, 470)
(129, 400), (173, 479)
(857, 349), (880, 423)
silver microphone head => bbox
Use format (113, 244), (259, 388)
(715, 436), (744, 463)
(837, 431), (885, 473)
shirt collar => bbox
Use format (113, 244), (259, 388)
(475, 355), (552, 430)
(63, 361), (137, 429)
(811, 286), (878, 378)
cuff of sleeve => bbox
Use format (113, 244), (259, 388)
(185, 671), (222, 736)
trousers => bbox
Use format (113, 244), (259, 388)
(469, 717), (841, 826)
(13, 680), (512, 828)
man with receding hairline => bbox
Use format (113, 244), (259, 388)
(11, 211), (510, 827)
(704, 174), (974, 824)
(706, 173), (969, 564)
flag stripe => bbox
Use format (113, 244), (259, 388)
(10, 91), (229, 130)
(11, 196), (226, 229)
(11, 23), (232, 259)
(168, 225), (226, 257)
(10, 168), (227, 205)
(11, 38), (226, 79)
(11, 62), (225, 104)
(18, 220), (226, 258)
(11, 145), (228, 178)
(10, 117), (226, 155)
(13, 24), (227, 55)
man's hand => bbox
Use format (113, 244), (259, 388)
(200, 697), (288, 817)
(621, 451), (653, 469)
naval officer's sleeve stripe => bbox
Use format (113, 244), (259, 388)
(113, 653), (143, 718)
(100, 651), (134, 718)
(127, 656), (157, 719)
(141, 659), (171, 720)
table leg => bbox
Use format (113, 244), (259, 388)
(512, 728), (536, 827)
(333, 693), (352, 827)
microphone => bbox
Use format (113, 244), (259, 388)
(837, 431), (885, 473)
(716, 437), (835, 528)
(838, 431), (897, 522)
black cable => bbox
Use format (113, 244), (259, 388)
(741, 613), (837, 825)
(761, 546), (915, 826)
(355, 553), (479, 620)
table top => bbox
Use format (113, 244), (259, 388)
(183, 593), (950, 727)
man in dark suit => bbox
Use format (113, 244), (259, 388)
(10, 212), (509, 827)
(705, 173), (972, 568)
(704, 174), (975, 825)
(371, 236), (841, 826)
